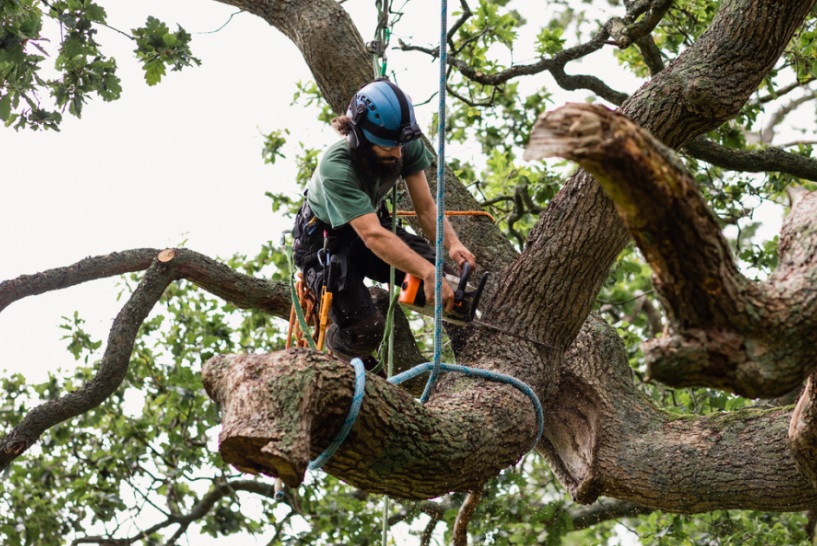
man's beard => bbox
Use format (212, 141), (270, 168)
(354, 144), (403, 180)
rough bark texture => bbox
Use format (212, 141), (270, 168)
(555, 316), (817, 512)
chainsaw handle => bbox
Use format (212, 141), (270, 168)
(455, 261), (472, 301)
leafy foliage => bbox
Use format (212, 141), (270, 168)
(131, 16), (199, 86)
(0, 1), (197, 130)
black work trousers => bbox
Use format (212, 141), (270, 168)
(293, 203), (436, 361)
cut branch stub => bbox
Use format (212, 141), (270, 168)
(202, 349), (539, 499)
(790, 373), (817, 490)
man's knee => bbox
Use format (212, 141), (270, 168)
(325, 312), (385, 360)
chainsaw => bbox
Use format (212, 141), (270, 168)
(398, 262), (489, 325)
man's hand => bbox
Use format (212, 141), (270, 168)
(423, 270), (456, 312)
(351, 212), (457, 311)
(449, 243), (476, 273)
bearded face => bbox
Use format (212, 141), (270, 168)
(354, 142), (404, 181)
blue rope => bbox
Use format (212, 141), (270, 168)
(303, 0), (545, 477)
(420, 0), (449, 404)
(308, 357), (367, 471)
(308, 358), (543, 471)
(391, 362), (544, 450)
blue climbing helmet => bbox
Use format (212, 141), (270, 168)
(346, 78), (423, 148)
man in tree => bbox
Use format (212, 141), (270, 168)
(292, 78), (476, 364)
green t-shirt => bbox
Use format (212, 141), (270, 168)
(306, 138), (433, 228)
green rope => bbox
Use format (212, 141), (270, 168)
(284, 235), (317, 351)
(373, 185), (401, 375)
(382, 497), (390, 544)
(387, 184), (398, 378)
(370, 0), (390, 78)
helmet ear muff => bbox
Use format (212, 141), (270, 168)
(347, 103), (367, 149)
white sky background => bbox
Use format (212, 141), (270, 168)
(0, 0), (791, 544)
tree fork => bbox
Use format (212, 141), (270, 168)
(539, 316), (817, 512)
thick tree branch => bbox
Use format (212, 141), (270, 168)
(538, 315), (817, 511)
(526, 102), (817, 398)
(0, 248), (157, 313)
(201, 347), (543, 499)
(152, 248), (291, 315)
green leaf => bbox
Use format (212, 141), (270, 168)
(144, 59), (166, 85)
(0, 94), (11, 121)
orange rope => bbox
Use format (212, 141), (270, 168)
(287, 273), (323, 349)
(396, 210), (496, 223)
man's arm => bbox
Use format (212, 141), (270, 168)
(349, 212), (456, 311)
(404, 170), (476, 270)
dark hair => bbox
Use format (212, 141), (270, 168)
(332, 115), (354, 136)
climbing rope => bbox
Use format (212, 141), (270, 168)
(284, 237), (318, 351)
(308, 357), (367, 470)
(419, 0), (450, 404)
